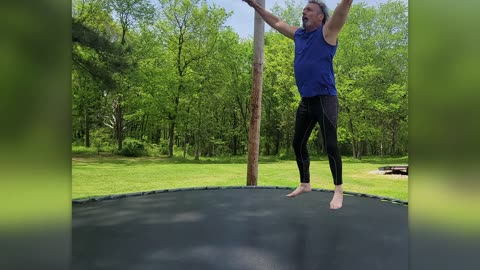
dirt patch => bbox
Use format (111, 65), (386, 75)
(369, 170), (408, 180)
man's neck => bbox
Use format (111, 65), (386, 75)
(305, 23), (322, 32)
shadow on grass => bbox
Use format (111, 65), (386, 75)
(72, 153), (408, 166)
(343, 156), (409, 165)
(73, 153), (281, 165)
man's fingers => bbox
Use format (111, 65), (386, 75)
(243, 0), (255, 6)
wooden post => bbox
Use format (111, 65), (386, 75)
(247, 0), (265, 186)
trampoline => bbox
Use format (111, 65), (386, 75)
(73, 186), (408, 270)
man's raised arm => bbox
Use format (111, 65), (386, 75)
(242, 0), (298, 40)
(324, 0), (353, 45)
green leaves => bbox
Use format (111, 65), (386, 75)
(71, 0), (408, 158)
(335, 1), (408, 157)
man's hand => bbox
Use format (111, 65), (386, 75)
(242, 0), (257, 8)
(241, 0), (298, 40)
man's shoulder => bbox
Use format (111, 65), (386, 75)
(294, 28), (305, 36)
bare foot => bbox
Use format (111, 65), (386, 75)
(330, 186), (343, 209)
(286, 183), (312, 197)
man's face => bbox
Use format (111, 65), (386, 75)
(302, 3), (324, 30)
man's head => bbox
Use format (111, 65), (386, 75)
(302, 0), (329, 31)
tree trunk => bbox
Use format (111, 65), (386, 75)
(349, 119), (357, 159)
(84, 107), (90, 148)
(391, 125), (397, 155)
(114, 98), (123, 151)
(141, 114), (148, 140)
(236, 96), (249, 140)
(232, 111), (238, 155)
(264, 105), (270, 156)
(265, 139), (270, 155)
(275, 130), (280, 155)
(154, 127), (161, 144)
(285, 133), (291, 155)
(168, 95), (180, 158)
(233, 136), (238, 155)
(195, 134), (200, 160)
(247, 2), (265, 186)
(357, 141), (363, 160)
(168, 122), (175, 158)
(183, 133), (187, 158)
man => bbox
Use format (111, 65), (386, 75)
(242, 0), (353, 209)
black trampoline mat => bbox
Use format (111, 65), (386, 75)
(73, 188), (408, 270)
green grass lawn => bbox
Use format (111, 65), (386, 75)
(72, 154), (408, 201)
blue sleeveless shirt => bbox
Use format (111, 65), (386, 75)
(294, 26), (337, 97)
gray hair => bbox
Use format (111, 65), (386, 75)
(308, 0), (329, 24)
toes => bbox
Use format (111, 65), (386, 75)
(329, 200), (343, 209)
(286, 187), (311, 198)
(286, 190), (298, 197)
(286, 188), (301, 197)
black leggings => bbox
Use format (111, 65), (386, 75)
(293, 95), (342, 185)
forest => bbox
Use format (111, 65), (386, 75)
(72, 0), (408, 159)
